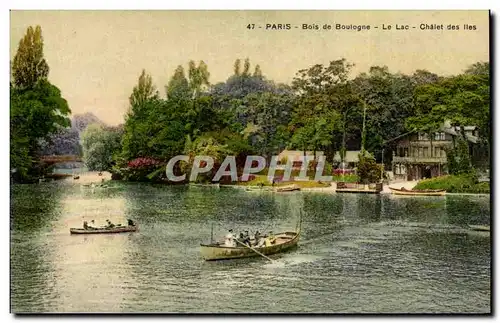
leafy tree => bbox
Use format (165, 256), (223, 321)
(12, 25), (49, 90)
(81, 124), (122, 171)
(165, 65), (190, 101)
(188, 60), (210, 98)
(10, 25), (71, 182)
(357, 152), (382, 184)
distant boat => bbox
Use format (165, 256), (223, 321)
(70, 224), (138, 235)
(468, 225), (490, 232)
(275, 184), (300, 192)
(389, 187), (446, 196)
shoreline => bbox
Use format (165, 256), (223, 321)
(61, 172), (489, 196)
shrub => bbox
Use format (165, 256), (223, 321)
(414, 174), (490, 194)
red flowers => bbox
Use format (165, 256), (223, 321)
(333, 169), (355, 175)
(127, 157), (162, 169)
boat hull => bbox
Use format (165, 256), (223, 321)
(200, 231), (300, 261)
(275, 185), (300, 192)
(70, 225), (138, 234)
(389, 187), (446, 196)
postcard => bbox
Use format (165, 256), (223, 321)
(10, 10), (490, 314)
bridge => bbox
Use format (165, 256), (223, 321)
(40, 155), (83, 164)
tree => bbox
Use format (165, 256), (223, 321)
(465, 62), (489, 75)
(188, 60), (210, 98)
(165, 65), (190, 101)
(10, 25), (71, 182)
(233, 59), (241, 76)
(357, 152), (382, 184)
(81, 123), (122, 171)
(290, 59), (354, 161)
(128, 69), (159, 116)
(253, 64), (263, 78)
(12, 25), (49, 90)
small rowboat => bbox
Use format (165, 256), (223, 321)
(70, 224), (138, 234)
(468, 225), (490, 232)
(389, 187), (446, 196)
(200, 231), (300, 261)
(275, 185), (300, 192)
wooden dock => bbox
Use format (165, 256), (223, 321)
(335, 182), (383, 194)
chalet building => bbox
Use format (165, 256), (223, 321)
(333, 150), (372, 169)
(391, 124), (479, 181)
(276, 150), (324, 169)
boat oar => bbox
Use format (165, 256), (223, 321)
(235, 239), (274, 263)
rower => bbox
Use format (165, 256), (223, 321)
(127, 219), (135, 226)
(224, 229), (236, 247)
(254, 230), (261, 246)
(243, 230), (251, 246)
(83, 221), (89, 230)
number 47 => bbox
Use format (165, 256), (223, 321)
(247, 24), (255, 29)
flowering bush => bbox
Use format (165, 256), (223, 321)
(333, 168), (355, 175)
(127, 157), (162, 169)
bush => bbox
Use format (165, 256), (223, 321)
(357, 152), (382, 184)
(414, 175), (490, 194)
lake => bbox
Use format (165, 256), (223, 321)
(10, 181), (491, 313)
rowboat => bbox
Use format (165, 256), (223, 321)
(70, 224), (138, 234)
(200, 231), (300, 261)
(200, 214), (302, 261)
(468, 225), (490, 232)
(275, 184), (300, 192)
(389, 187), (446, 196)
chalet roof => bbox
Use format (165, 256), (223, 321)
(442, 125), (478, 143)
(333, 150), (372, 163)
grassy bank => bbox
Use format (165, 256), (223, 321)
(414, 175), (490, 194)
(236, 175), (330, 188)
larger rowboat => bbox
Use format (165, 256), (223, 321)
(70, 224), (138, 234)
(200, 231), (300, 261)
(389, 187), (446, 196)
(200, 215), (302, 261)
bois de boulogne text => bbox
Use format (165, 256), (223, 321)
(246, 23), (478, 31)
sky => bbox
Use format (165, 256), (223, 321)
(10, 10), (489, 125)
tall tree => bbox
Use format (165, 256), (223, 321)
(243, 58), (251, 76)
(10, 26), (71, 182)
(165, 65), (190, 101)
(128, 69), (158, 116)
(188, 60), (210, 98)
(233, 59), (241, 76)
(12, 25), (49, 89)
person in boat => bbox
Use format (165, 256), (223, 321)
(264, 231), (276, 247)
(224, 229), (236, 247)
(106, 219), (115, 229)
(88, 220), (96, 229)
(242, 230), (251, 246)
(253, 230), (261, 247)
(127, 219), (135, 226)
(83, 221), (89, 230)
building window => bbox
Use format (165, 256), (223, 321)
(395, 164), (400, 175)
(434, 132), (445, 140)
(423, 147), (429, 157)
(434, 147), (439, 157)
(419, 147), (423, 157)
(400, 164), (406, 174)
(441, 148), (446, 158)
